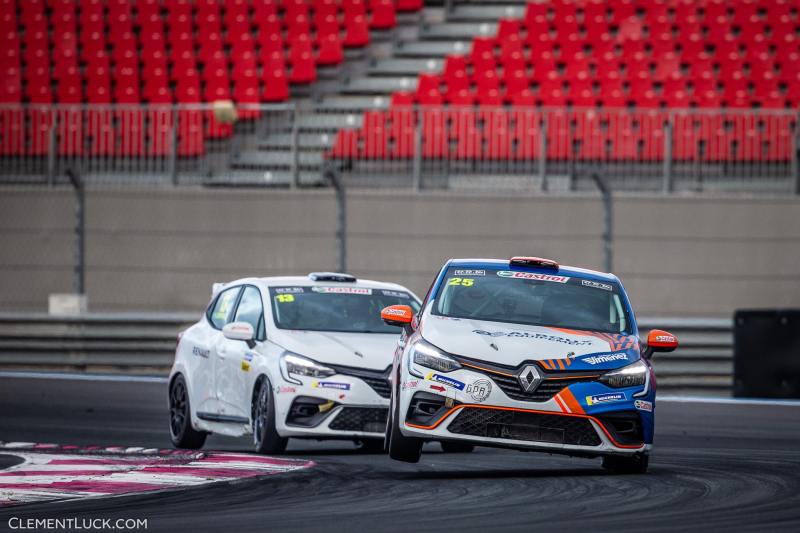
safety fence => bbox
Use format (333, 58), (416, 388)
(1, 103), (798, 192)
(0, 313), (733, 395)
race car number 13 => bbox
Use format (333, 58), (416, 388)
(448, 278), (474, 287)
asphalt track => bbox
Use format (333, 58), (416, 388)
(1, 376), (800, 533)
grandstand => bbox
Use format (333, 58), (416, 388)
(0, 0), (798, 191)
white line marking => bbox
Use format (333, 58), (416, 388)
(0, 371), (168, 383)
(658, 395), (800, 407)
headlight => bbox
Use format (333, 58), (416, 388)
(280, 353), (336, 384)
(410, 339), (461, 373)
(599, 359), (648, 388)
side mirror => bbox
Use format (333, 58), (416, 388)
(223, 322), (256, 348)
(380, 305), (414, 328)
(643, 329), (678, 359)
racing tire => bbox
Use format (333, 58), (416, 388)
(440, 441), (475, 453)
(602, 453), (649, 474)
(386, 374), (423, 463)
(253, 376), (288, 455)
(169, 374), (207, 450)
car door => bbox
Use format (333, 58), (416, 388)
(215, 285), (266, 420)
(203, 285), (242, 417)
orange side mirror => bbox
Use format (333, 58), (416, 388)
(380, 305), (413, 327)
(647, 329), (678, 353)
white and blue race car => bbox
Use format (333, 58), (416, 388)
(381, 257), (678, 473)
(168, 273), (420, 453)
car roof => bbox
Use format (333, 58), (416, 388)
(445, 258), (620, 283)
(214, 275), (417, 295)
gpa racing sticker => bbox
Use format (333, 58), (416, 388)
(585, 392), (626, 405)
(581, 352), (628, 365)
(312, 381), (351, 390)
(465, 379), (492, 402)
(312, 286), (372, 295)
(496, 271), (570, 283)
(454, 269), (486, 276)
(425, 372), (465, 391)
(634, 399), (653, 412)
(581, 279), (613, 291)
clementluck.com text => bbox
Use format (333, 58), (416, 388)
(7, 517), (148, 530)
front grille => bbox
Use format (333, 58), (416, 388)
(329, 364), (391, 398)
(328, 407), (388, 433)
(456, 357), (598, 402)
(447, 407), (601, 447)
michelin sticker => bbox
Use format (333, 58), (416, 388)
(496, 271), (570, 283)
(425, 372), (465, 391)
(465, 379), (492, 402)
(312, 381), (351, 391)
(581, 352), (628, 365)
(634, 399), (653, 412)
(581, 279), (613, 291)
(586, 392), (626, 405)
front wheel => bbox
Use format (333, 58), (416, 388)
(169, 374), (207, 449)
(253, 377), (288, 454)
(602, 453), (649, 474)
(386, 376), (422, 463)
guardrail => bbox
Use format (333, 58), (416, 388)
(0, 313), (732, 395)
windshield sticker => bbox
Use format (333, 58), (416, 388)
(454, 269), (485, 276)
(381, 289), (409, 298)
(311, 286), (372, 295)
(275, 287), (305, 294)
(447, 277), (474, 287)
(425, 372), (465, 391)
(473, 329), (595, 346)
(581, 279), (613, 291)
(311, 381), (351, 391)
(580, 352), (628, 365)
(586, 392), (626, 405)
(275, 294), (295, 303)
(496, 271), (570, 283)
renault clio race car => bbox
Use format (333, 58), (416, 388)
(168, 273), (420, 453)
(381, 257), (678, 473)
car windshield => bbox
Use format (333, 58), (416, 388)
(432, 267), (631, 334)
(269, 286), (420, 333)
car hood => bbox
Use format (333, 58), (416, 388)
(420, 315), (640, 370)
(269, 329), (397, 371)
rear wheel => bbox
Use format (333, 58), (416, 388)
(602, 453), (649, 474)
(440, 441), (475, 453)
(253, 377), (288, 454)
(169, 374), (207, 449)
(386, 372), (423, 463)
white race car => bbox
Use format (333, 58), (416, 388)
(168, 272), (420, 453)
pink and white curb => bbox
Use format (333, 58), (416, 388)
(0, 442), (314, 507)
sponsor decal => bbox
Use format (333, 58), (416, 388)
(381, 289), (410, 299)
(655, 335), (675, 343)
(276, 294), (295, 303)
(276, 386), (297, 394)
(454, 269), (486, 276)
(634, 399), (653, 412)
(581, 352), (628, 365)
(473, 329), (595, 346)
(429, 384), (446, 393)
(339, 393), (346, 400)
(244, 352), (254, 362)
(465, 379), (492, 402)
(496, 271), (570, 283)
(275, 287), (305, 294)
(192, 346), (209, 358)
(586, 392), (626, 405)
(312, 286), (372, 295)
(425, 372), (465, 391)
(240, 361), (251, 372)
(402, 379), (419, 390)
(312, 380), (351, 391)
(383, 307), (409, 317)
(581, 279), (613, 291)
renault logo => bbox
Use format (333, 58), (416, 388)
(517, 364), (543, 393)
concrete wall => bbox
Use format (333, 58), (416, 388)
(1, 187), (799, 316)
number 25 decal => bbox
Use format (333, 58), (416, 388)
(448, 277), (474, 287)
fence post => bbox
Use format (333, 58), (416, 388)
(591, 173), (613, 273)
(539, 116), (548, 192)
(324, 163), (347, 272)
(169, 107), (178, 185)
(412, 106), (422, 191)
(291, 104), (299, 189)
(65, 168), (85, 295)
(662, 118), (673, 193)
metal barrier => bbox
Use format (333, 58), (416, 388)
(0, 313), (733, 395)
(2, 103), (798, 193)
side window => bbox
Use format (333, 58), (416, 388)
(233, 286), (265, 339)
(208, 287), (241, 329)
